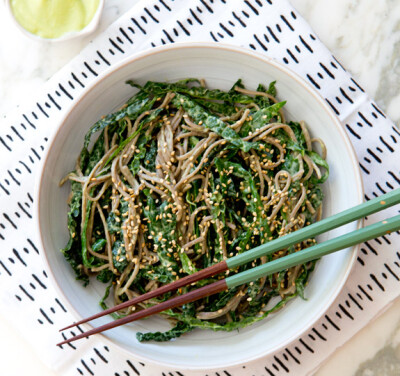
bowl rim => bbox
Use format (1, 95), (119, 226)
(4, 0), (104, 42)
(35, 42), (364, 371)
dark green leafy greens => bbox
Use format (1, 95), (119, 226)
(61, 78), (328, 342)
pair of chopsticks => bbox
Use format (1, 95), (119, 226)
(57, 188), (400, 346)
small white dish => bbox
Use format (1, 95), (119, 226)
(36, 43), (364, 371)
(5, 0), (104, 42)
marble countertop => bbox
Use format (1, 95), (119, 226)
(0, 0), (399, 375)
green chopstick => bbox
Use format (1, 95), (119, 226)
(226, 187), (400, 269)
(226, 213), (400, 288)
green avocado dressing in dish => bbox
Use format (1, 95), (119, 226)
(10, 0), (100, 39)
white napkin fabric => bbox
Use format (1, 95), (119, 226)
(0, 0), (399, 375)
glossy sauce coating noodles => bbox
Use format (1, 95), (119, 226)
(61, 79), (328, 341)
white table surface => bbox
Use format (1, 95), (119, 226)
(1, 1), (400, 375)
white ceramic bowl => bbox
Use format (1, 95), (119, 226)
(5, 0), (104, 42)
(36, 43), (363, 371)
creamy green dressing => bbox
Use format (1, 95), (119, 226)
(10, 0), (100, 39)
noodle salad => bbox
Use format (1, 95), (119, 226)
(61, 79), (329, 342)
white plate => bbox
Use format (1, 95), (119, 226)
(36, 43), (363, 371)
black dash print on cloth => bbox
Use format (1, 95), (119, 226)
(384, 263), (399, 281)
(232, 11), (246, 27)
(40, 308), (54, 324)
(32, 274), (47, 289)
(13, 249), (26, 267)
(312, 327), (327, 341)
(36, 103), (49, 118)
(10, 126), (24, 141)
(287, 48), (298, 63)
(94, 348), (108, 364)
(126, 360), (140, 375)
(55, 298), (67, 312)
(144, 7), (159, 23)
(163, 29), (174, 42)
(109, 38), (125, 54)
(177, 20), (190, 35)
(23, 114), (36, 128)
(280, 14), (294, 30)
(273, 355), (289, 372)
(348, 293), (363, 310)
(0, 260), (11, 276)
(17, 202), (31, 218)
(200, 0), (214, 13)
(97, 50), (111, 66)
(0, 137), (12, 152)
(71, 72), (85, 88)
(59, 84), (73, 100)
(81, 359), (94, 375)
(325, 99), (339, 115)
(286, 348), (300, 364)
(131, 17), (146, 34)
(244, 0), (259, 15)
(359, 163), (370, 174)
(380, 136), (394, 152)
(0, 183), (10, 195)
(159, 0), (171, 11)
(220, 22), (233, 37)
(19, 160), (31, 173)
(340, 87), (353, 103)
(367, 148), (382, 163)
(264, 367), (275, 376)
(267, 25), (279, 42)
(47, 93), (61, 110)
(388, 171), (400, 184)
(372, 103), (386, 118)
(338, 303), (354, 320)
(370, 274), (385, 291)
(325, 314), (340, 330)
(19, 285), (34, 301)
(306, 74), (320, 89)
(190, 8), (203, 25)
(84, 61), (99, 76)
(27, 238), (39, 254)
(8, 170), (20, 186)
(365, 241), (379, 256)
(3, 213), (17, 229)
(357, 285), (373, 302)
(319, 63), (334, 79)
(254, 34), (268, 50)
(350, 77), (365, 92)
(30, 147), (41, 161)
(299, 35), (313, 52)
(299, 338), (314, 353)
(120, 27), (133, 44)
(345, 124), (361, 140)
(358, 112), (373, 127)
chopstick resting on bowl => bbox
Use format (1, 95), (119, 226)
(57, 188), (400, 346)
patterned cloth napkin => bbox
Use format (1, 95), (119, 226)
(1, 1), (399, 375)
